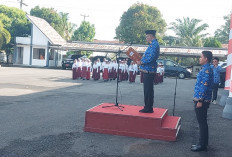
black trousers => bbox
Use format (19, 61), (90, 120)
(143, 73), (155, 110)
(212, 83), (219, 101)
(194, 101), (209, 147)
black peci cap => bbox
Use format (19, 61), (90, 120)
(145, 30), (156, 36)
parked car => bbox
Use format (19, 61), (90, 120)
(157, 59), (192, 79)
(62, 55), (83, 69)
(219, 61), (227, 88)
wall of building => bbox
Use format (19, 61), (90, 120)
(32, 25), (49, 46)
(23, 46), (31, 65)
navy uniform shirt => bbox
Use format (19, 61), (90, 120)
(139, 39), (160, 72)
(210, 65), (222, 84)
(193, 63), (213, 102)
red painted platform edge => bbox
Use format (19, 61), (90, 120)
(162, 116), (181, 130)
(85, 109), (168, 121)
(84, 127), (177, 142)
(87, 103), (169, 120)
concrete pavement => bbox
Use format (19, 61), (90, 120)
(0, 67), (231, 157)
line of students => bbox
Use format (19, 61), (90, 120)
(72, 58), (164, 84)
(140, 63), (165, 84)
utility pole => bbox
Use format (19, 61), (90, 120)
(18, 0), (28, 10)
(80, 14), (89, 21)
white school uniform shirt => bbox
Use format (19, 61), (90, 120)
(160, 67), (165, 74)
(108, 63), (113, 72)
(113, 62), (118, 71)
(124, 64), (128, 72)
(119, 63), (124, 71)
(93, 63), (98, 72)
(87, 62), (92, 71)
(157, 67), (161, 73)
(133, 64), (138, 74)
(96, 61), (101, 70)
(72, 62), (78, 69)
(82, 61), (87, 70)
(77, 61), (82, 68)
(103, 64), (110, 72)
(101, 62), (106, 71)
(128, 65), (134, 72)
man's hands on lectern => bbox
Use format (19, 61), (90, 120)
(136, 61), (141, 65)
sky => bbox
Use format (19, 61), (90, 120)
(1, 0), (232, 40)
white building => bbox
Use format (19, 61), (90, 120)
(14, 15), (67, 67)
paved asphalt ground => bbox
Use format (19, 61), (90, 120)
(0, 67), (231, 157)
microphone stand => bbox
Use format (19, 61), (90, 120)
(102, 44), (131, 111)
(173, 65), (178, 116)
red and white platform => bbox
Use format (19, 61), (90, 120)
(84, 103), (181, 141)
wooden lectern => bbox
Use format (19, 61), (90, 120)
(126, 47), (142, 62)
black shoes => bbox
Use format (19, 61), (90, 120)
(191, 144), (207, 152)
(139, 109), (154, 113)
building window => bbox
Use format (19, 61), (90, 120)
(33, 48), (45, 60)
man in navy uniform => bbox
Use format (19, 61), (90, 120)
(137, 30), (160, 113)
(211, 57), (222, 104)
(191, 51), (213, 152)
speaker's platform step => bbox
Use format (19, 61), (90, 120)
(84, 103), (181, 141)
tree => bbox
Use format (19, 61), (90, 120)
(162, 36), (180, 46)
(72, 21), (95, 57)
(214, 14), (230, 44)
(59, 12), (76, 41)
(203, 37), (222, 48)
(0, 5), (30, 37)
(72, 21), (95, 42)
(115, 3), (166, 44)
(30, 6), (64, 37)
(169, 17), (209, 47)
(0, 5), (30, 63)
(0, 21), (11, 49)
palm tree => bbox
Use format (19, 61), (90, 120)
(59, 12), (76, 41)
(169, 17), (209, 47)
(0, 21), (11, 49)
(214, 14), (230, 44)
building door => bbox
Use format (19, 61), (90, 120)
(17, 47), (24, 64)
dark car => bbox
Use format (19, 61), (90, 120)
(62, 55), (83, 69)
(91, 56), (111, 63)
(219, 62), (227, 88)
(157, 59), (192, 79)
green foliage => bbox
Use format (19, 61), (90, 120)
(0, 13), (11, 28)
(30, 6), (77, 41)
(203, 37), (222, 48)
(115, 3), (167, 44)
(0, 21), (11, 49)
(0, 5), (30, 38)
(214, 14), (230, 44)
(169, 17), (209, 47)
(30, 6), (64, 37)
(162, 36), (180, 46)
(59, 12), (76, 41)
(72, 21), (95, 42)
(72, 21), (95, 57)
(66, 51), (78, 56)
(0, 5), (30, 62)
